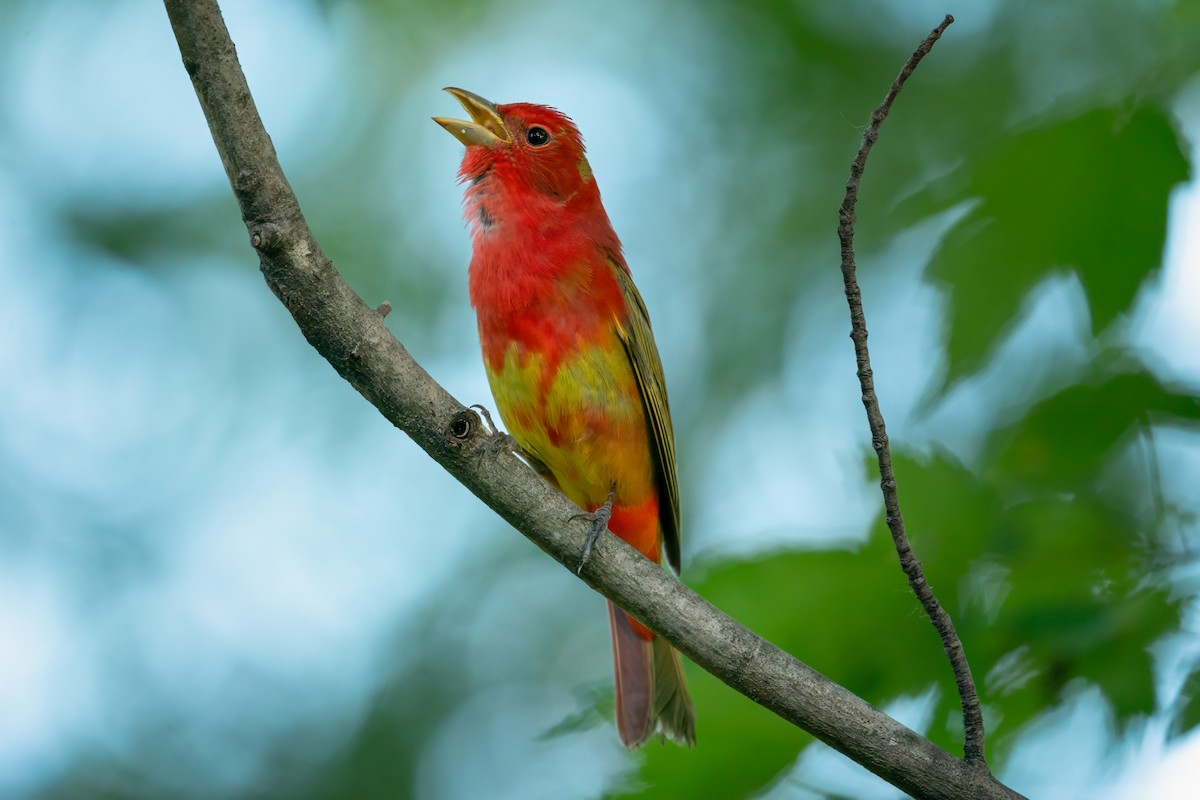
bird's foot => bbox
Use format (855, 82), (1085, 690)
(470, 404), (526, 459)
(573, 486), (616, 575)
(470, 403), (503, 435)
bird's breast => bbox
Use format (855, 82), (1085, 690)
(480, 313), (653, 509)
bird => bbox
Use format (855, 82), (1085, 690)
(435, 87), (696, 747)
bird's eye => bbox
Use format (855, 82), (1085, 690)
(526, 126), (550, 147)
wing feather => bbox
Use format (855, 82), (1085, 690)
(610, 260), (682, 573)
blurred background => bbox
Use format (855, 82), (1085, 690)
(1, 0), (1198, 797)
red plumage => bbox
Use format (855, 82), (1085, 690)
(437, 89), (695, 747)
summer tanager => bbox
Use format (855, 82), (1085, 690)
(435, 88), (696, 747)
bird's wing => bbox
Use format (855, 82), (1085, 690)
(609, 259), (682, 573)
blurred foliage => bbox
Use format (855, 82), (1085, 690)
(911, 108), (1189, 391)
(1174, 666), (1200, 739)
(19, 0), (1200, 798)
(62, 196), (244, 269)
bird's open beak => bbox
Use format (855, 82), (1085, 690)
(433, 87), (510, 148)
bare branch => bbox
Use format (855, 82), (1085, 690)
(835, 14), (988, 766)
(163, 2), (1016, 797)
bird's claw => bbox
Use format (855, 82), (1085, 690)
(471, 404), (502, 434)
(484, 431), (524, 458)
(573, 487), (616, 574)
(469, 404), (527, 459)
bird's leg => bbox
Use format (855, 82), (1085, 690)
(469, 404), (527, 459)
(575, 485), (616, 574)
(470, 403), (503, 435)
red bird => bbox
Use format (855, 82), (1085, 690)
(435, 88), (695, 747)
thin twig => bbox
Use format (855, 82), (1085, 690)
(836, 15), (987, 767)
(162, 3), (1023, 795)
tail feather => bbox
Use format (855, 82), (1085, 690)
(608, 601), (696, 747)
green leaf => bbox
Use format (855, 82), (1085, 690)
(537, 684), (612, 740)
(916, 106), (1189, 390)
(984, 496), (1176, 731)
(986, 360), (1200, 492)
(1170, 664), (1200, 739)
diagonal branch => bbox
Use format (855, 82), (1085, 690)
(163, 2), (1015, 797)
(836, 14), (987, 766)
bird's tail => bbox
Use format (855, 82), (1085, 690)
(608, 600), (696, 747)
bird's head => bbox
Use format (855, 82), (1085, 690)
(434, 87), (594, 201)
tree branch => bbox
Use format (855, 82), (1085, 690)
(836, 14), (988, 766)
(163, 2), (1018, 797)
